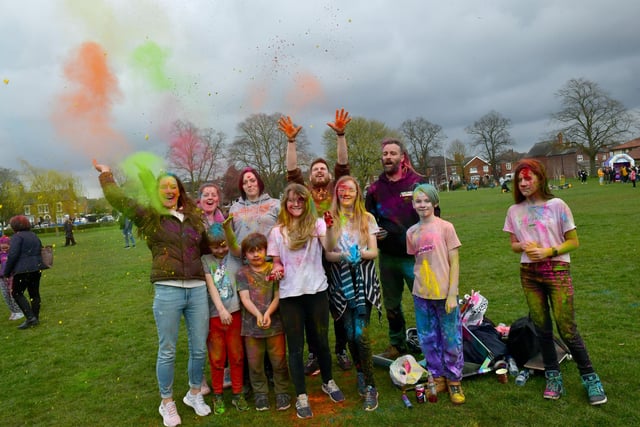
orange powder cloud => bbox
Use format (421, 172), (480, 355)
(285, 72), (325, 113)
(52, 41), (129, 161)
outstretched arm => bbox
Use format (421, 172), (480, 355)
(279, 116), (302, 172)
(327, 108), (351, 165)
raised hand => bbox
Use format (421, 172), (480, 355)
(327, 108), (351, 134)
(278, 116), (302, 141)
(93, 159), (110, 173)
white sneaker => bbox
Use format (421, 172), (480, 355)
(159, 400), (182, 427)
(183, 391), (212, 416)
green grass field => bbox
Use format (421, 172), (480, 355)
(2, 179), (638, 426)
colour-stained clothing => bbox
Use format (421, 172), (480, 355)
(201, 253), (240, 317)
(267, 219), (328, 298)
(365, 170), (425, 258)
(236, 263), (284, 338)
(503, 198), (574, 263)
(406, 217), (461, 300)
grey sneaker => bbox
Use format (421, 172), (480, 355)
(254, 393), (270, 411)
(276, 393), (291, 411)
(304, 353), (320, 376)
(295, 394), (313, 419)
(363, 386), (379, 412)
(581, 373), (607, 405)
(322, 379), (345, 403)
(232, 393), (249, 411)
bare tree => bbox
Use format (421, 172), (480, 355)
(448, 139), (468, 183)
(465, 110), (514, 180)
(229, 113), (311, 197)
(322, 117), (399, 187)
(167, 120), (227, 194)
(399, 117), (445, 176)
(552, 78), (636, 174)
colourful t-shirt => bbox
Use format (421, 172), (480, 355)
(503, 198), (575, 263)
(406, 217), (461, 300)
(236, 263), (284, 338)
(267, 218), (328, 298)
(201, 253), (240, 317)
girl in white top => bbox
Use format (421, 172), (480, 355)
(267, 183), (344, 419)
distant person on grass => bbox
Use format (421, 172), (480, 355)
(63, 215), (76, 246)
(406, 184), (465, 405)
(3, 215), (46, 329)
(120, 215), (136, 248)
(94, 161), (212, 426)
(503, 159), (607, 406)
(278, 108), (354, 375)
(364, 139), (427, 359)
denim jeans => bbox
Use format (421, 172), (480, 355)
(153, 284), (209, 398)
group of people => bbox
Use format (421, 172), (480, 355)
(83, 108), (607, 426)
(597, 164), (638, 186)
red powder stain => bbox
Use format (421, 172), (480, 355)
(285, 72), (325, 113)
(52, 41), (128, 161)
(521, 168), (532, 179)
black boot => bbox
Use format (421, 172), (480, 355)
(14, 294), (39, 329)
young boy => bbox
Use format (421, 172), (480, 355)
(202, 223), (248, 414)
(405, 184), (464, 404)
(236, 233), (291, 412)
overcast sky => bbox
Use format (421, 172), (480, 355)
(2, 0), (639, 198)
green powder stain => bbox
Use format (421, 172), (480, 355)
(131, 41), (172, 90)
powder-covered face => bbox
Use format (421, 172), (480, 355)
(412, 191), (435, 219)
(286, 193), (306, 218)
(158, 176), (180, 210)
(336, 180), (358, 209)
(517, 167), (541, 198)
(209, 240), (229, 259)
(245, 246), (267, 268)
(309, 162), (331, 187)
(199, 186), (220, 214)
(0, 243), (9, 253)
(382, 143), (403, 175)
(242, 172), (260, 200)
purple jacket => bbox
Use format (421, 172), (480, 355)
(365, 170), (425, 258)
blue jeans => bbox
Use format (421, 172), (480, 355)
(153, 284), (209, 398)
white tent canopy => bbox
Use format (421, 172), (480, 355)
(606, 153), (635, 168)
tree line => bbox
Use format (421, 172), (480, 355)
(1, 78), (637, 225)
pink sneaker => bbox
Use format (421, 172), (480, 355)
(159, 400), (182, 427)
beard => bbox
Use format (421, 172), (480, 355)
(383, 160), (400, 175)
(310, 175), (331, 187)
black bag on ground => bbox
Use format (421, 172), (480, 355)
(463, 319), (507, 364)
(507, 316), (540, 367)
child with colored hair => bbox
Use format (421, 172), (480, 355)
(202, 222), (248, 414)
(236, 232), (290, 412)
(0, 235), (24, 321)
(267, 183), (345, 419)
(406, 184), (464, 404)
(503, 159), (607, 405)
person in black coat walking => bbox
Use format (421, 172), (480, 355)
(3, 215), (47, 329)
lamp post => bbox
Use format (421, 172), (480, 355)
(443, 143), (450, 192)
